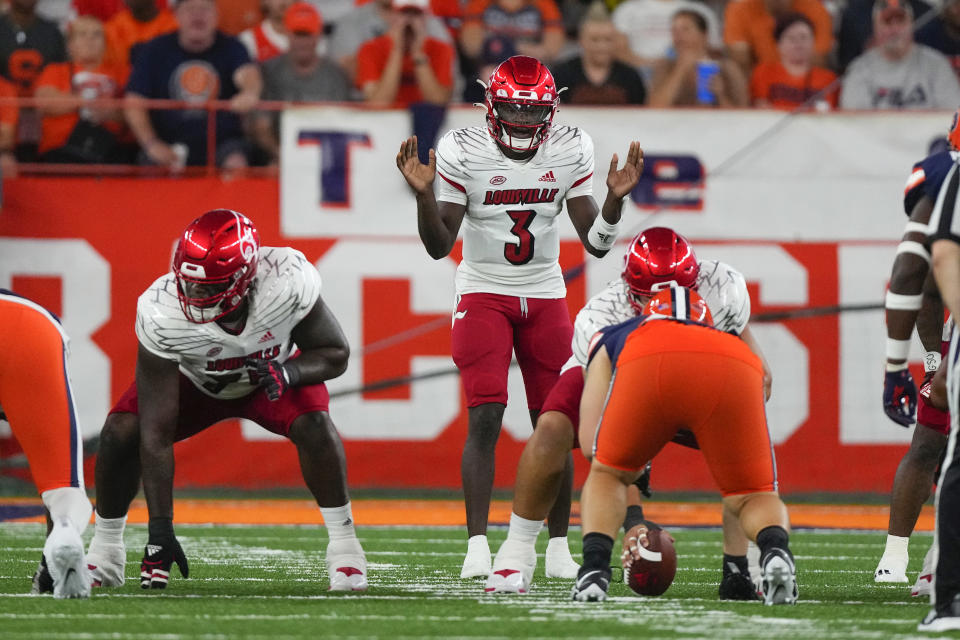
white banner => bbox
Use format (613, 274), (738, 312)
(281, 106), (952, 241)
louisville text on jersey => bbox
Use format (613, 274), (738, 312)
(205, 345), (281, 372)
(482, 188), (560, 206)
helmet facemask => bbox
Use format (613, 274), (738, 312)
(176, 262), (255, 324)
(489, 98), (555, 152)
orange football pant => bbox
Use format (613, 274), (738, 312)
(0, 300), (82, 493)
(593, 321), (775, 496)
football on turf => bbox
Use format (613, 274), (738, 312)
(622, 525), (677, 596)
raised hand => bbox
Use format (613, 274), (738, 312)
(606, 141), (643, 199)
(396, 136), (436, 195)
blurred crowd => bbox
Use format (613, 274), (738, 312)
(1, 0), (959, 170)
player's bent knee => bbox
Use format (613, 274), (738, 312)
(288, 412), (340, 446)
(99, 413), (140, 453)
(531, 413), (575, 453)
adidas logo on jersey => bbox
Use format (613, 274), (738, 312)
(258, 330), (275, 344)
(538, 171), (557, 182)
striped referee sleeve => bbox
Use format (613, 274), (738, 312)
(930, 161), (960, 244)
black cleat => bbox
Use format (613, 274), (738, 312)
(31, 554), (53, 595)
(719, 568), (759, 601)
(571, 568), (611, 602)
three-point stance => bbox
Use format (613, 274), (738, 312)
(85, 210), (368, 591)
(397, 54), (642, 578)
(485, 228), (771, 597)
(572, 287), (796, 605)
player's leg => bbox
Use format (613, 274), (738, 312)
(876, 419), (947, 583)
(451, 293), (515, 578)
(0, 310), (92, 598)
(86, 391), (143, 588)
(514, 298), (576, 577)
(288, 410), (368, 591)
(575, 357), (675, 602)
(694, 353), (795, 605)
(574, 459), (636, 602)
(486, 409), (575, 593)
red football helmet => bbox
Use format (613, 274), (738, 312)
(622, 227), (700, 312)
(643, 286), (713, 327)
(484, 55), (559, 152)
(173, 209), (260, 324)
(949, 109), (960, 151)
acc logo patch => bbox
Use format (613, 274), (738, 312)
(490, 175), (507, 185)
(206, 346), (222, 357)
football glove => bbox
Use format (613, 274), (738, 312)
(140, 536), (189, 589)
(247, 358), (300, 401)
(883, 367), (917, 428)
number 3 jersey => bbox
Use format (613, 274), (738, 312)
(435, 125), (595, 299)
(135, 247), (322, 399)
(566, 259), (751, 371)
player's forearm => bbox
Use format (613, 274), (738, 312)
(140, 433), (176, 519)
(416, 191), (455, 258)
(600, 191), (624, 225)
(885, 253), (930, 363)
(285, 346), (350, 385)
(917, 278), (945, 352)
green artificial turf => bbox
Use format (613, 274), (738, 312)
(0, 523), (944, 639)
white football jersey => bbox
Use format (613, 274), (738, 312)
(135, 247), (322, 399)
(435, 125), (595, 298)
(566, 259), (751, 370)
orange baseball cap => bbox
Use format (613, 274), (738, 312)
(285, 2), (322, 35)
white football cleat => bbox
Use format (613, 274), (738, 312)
(912, 544), (936, 597)
(485, 538), (536, 593)
(326, 537), (368, 591)
(544, 537), (579, 579)
(460, 535), (491, 579)
(875, 555), (909, 583)
(85, 539), (126, 587)
(760, 548), (798, 606)
(44, 523), (90, 599)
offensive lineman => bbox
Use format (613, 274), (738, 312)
(0, 290), (94, 599)
(396, 54), (642, 578)
(573, 287), (796, 605)
(485, 228), (772, 597)
(876, 116), (960, 593)
(82, 210), (368, 591)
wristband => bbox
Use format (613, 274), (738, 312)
(924, 350), (942, 373)
(886, 337), (911, 362)
(885, 290), (922, 311)
(282, 361), (302, 387)
(587, 215), (619, 252)
(885, 361), (909, 372)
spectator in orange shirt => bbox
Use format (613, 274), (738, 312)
(460, 0), (565, 65)
(750, 13), (837, 110)
(35, 15), (129, 162)
(104, 0), (178, 66)
(356, 0), (454, 106)
(0, 75), (18, 175)
(724, 0), (833, 77)
(238, 0), (294, 62)
(649, 9), (748, 107)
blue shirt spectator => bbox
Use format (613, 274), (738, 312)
(124, 0), (262, 169)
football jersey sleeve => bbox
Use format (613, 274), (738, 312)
(134, 276), (182, 362)
(565, 130), (595, 199)
(435, 130), (469, 205)
(697, 260), (751, 335)
(903, 161), (927, 216)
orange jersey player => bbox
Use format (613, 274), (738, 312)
(0, 289), (93, 599)
(572, 286), (797, 605)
